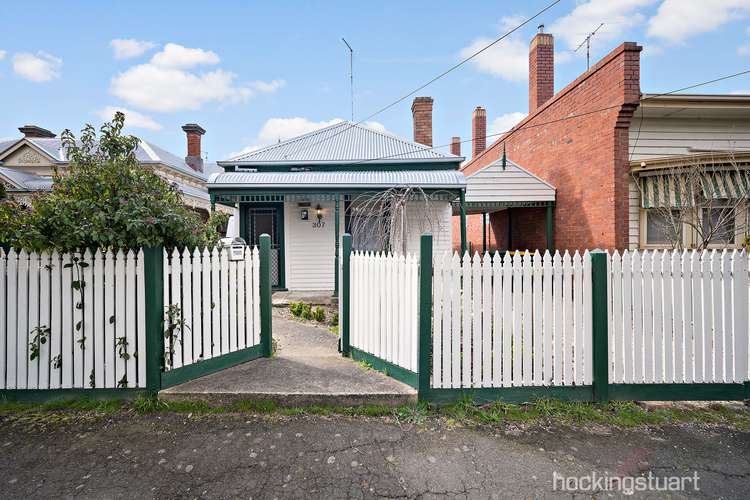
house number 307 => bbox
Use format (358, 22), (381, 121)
(312, 220), (325, 228)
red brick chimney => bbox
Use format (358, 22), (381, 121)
(471, 107), (487, 159)
(529, 26), (554, 112)
(411, 96), (433, 147)
(450, 136), (461, 157)
(181, 123), (205, 172)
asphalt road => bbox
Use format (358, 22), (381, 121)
(1, 411), (748, 499)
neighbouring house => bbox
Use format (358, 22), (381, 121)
(208, 100), (466, 292)
(0, 123), (232, 217)
(455, 28), (749, 253)
(628, 94), (750, 249)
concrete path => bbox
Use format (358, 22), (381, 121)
(161, 310), (416, 406)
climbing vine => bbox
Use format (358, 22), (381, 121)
(29, 325), (51, 361)
(163, 304), (188, 369)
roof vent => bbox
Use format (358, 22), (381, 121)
(18, 125), (56, 138)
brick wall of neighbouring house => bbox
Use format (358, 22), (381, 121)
(456, 42), (642, 252)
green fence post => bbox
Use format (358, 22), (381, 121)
(143, 246), (164, 395)
(591, 250), (609, 403)
(341, 233), (352, 357)
(418, 233), (433, 401)
(259, 234), (273, 357)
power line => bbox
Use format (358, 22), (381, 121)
(335, 68), (750, 167)
(629, 68), (750, 162)
(574, 23), (604, 70)
(280, 0), (561, 160)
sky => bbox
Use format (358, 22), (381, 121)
(1, 0), (750, 169)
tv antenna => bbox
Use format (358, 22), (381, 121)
(342, 38), (354, 121)
(575, 23), (604, 70)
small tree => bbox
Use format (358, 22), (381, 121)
(636, 153), (748, 250)
(2, 112), (227, 251)
(347, 187), (446, 254)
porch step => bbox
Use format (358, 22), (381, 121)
(272, 290), (338, 307)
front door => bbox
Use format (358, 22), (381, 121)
(245, 204), (284, 288)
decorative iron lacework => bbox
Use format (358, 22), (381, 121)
(214, 191), (459, 204)
(453, 200), (555, 213)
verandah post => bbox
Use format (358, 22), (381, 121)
(334, 195), (340, 297)
(341, 233), (352, 357)
(590, 249), (609, 402)
(417, 233), (433, 400)
(143, 246), (164, 395)
(259, 234), (273, 357)
(459, 191), (467, 255)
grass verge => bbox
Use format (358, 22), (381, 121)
(2, 396), (748, 429)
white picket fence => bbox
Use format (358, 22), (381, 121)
(432, 251), (592, 389)
(163, 246), (261, 371)
(349, 251), (419, 373)
(0, 248), (146, 390)
(609, 249), (749, 384)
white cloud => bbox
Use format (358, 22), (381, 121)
(489, 112), (527, 137)
(647, 0), (750, 44)
(230, 117), (387, 158)
(110, 39), (157, 59)
(0, 50), (6, 60)
(150, 43), (220, 68)
(95, 106), (162, 130)
(248, 79), (286, 93)
(550, 0), (656, 51)
(13, 51), (62, 82)
(730, 89), (750, 95)
(461, 15), (529, 82)
(110, 43), (282, 112)
(739, 26), (750, 55)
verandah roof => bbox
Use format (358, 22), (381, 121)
(208, 170), (466, 190)
(455, 158), (556, 214)
(639, 169), (750, 208)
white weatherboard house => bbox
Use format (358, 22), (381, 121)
(208, 120), (466, 292)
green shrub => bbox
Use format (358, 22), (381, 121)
(289, 301), (303, 317)
(331, 312), (339, 326)
(312, 306), (326, 322)
(289, 302), (312, 320)
(300, 303), (312, 320)
(0, 112), (227, 251)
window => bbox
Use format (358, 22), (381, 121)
(701, 201), (735, 245)
(645, 209), (682, 246)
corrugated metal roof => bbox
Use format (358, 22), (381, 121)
(0, 137), (206, 181)
(464, 159), (555, 203)
(222, 121), (462, 165)
(0, 166), (53, 191)
(0, 165), (208, 201)
(209, 170), (466, 189)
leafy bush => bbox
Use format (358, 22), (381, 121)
(312, 306), (326, 322)
(300, 303), (312, 320)
(0, 112), (227, 251)
(330, 312), (339, 326)
(289, 301), (303, 317)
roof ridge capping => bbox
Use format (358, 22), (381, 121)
(222, 120), (462, 165)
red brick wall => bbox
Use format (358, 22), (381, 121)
(529, 33), (554, 112)
(456, 42), (641, 253)
(186, 132), (202, 158)
(411, 97), (433, 147)
(471, 107), (487, 159)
